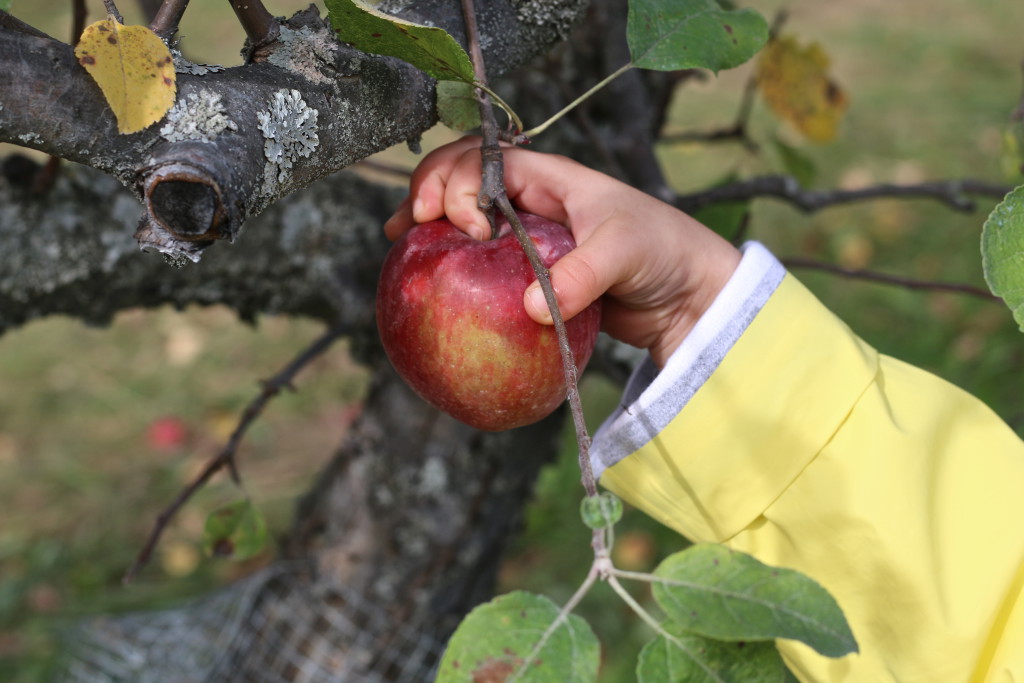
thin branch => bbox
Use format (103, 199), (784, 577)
(459, 0), (503, 237)
(150, 0), (189, 39)
(677, 175), (1013, 215)
(460, 0), (602, 566)
(72, 0), (88, 39)
(228, 0), (278, 50)
(781, 256), (1001, 301)
(136, 0), (163, 23)
(102, 0), (124, 23)
(661, 12), (786, 152)
(123, 322), (349, 583)
(659, 124), (754, 148)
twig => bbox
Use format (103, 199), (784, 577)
(123, 322), (348, 584)
(102, 0), (124, 24)
(460, 0), (602, 566)
(660, 124), (753, 148)
(150, 0), (190, 39)
(661, 11), (784, 153)
(137, 0), (164, 23)
(781, 257), (1001, 301)
(228, 0), (278, 48)
(72, 0), (87, 39)
(459, 0), (503, 236)
(677, 175), (1013, 215)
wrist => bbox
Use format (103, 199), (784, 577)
(651, 229), (743, 368)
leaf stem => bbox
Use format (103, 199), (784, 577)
(521, 61), (635, 139)
(607, 575), (724, 681)
(474, 81), (524, 133)
(509, 565), (600, 681)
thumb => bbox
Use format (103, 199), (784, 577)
(524, 244), (621, 324)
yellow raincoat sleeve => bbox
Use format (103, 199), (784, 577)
(590, 243), (1024, 682)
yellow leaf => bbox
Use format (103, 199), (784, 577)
(74, 17), (177, 134)
(757, 35), (848, 143)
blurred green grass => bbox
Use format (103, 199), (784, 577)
(2, 0), (1024, 680)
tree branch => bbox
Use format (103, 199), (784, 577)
(150, 0), (189, 38)
(102, 0), (124, 24)
(229, 0), (278, 52)
(124, 321), (349, 583)
(0, 160), (399, 337)
(0, 1), (586, 262)
(677, 175), (1013, 214)
(781, 257), (1000, 301)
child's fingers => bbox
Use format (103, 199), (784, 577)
(522, 217), (640, 324)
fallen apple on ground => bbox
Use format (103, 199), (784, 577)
(376, 212), (601, 431)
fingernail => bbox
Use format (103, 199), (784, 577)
(412, 198), (426, 221)
(385, 197), (408, 225)
(525, 283), (552, 323)
(467, 220), (489, 241)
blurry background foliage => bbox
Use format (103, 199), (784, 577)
(2, 0), (1024, 681)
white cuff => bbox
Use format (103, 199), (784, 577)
(589, 242), (786, 480)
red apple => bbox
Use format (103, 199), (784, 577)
(145, 416), (189, 451)
(376, 212), (601, 431)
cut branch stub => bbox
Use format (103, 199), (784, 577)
(136, 159), (238, 261)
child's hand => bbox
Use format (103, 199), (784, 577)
(384, 137), (741, 368)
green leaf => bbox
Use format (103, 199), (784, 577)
(202, 499), (268, 561)
(437, 80), (481, 131)
(436, 591), (600, 682)
(651, 544), (857, 657)
(580, 491), (624, 530)
(627, 0), (769, 73)
(325, 0), (475, 82)
(772, 135), (817, 188)
(982, 185), (1024, 331)
(0, 1), (12, 13)
(637, 624), (799, 683)
(692, 173), (750, 240)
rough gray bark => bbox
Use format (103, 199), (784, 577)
(0, 157), (395, 334)
(0, 0), (586, 261)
